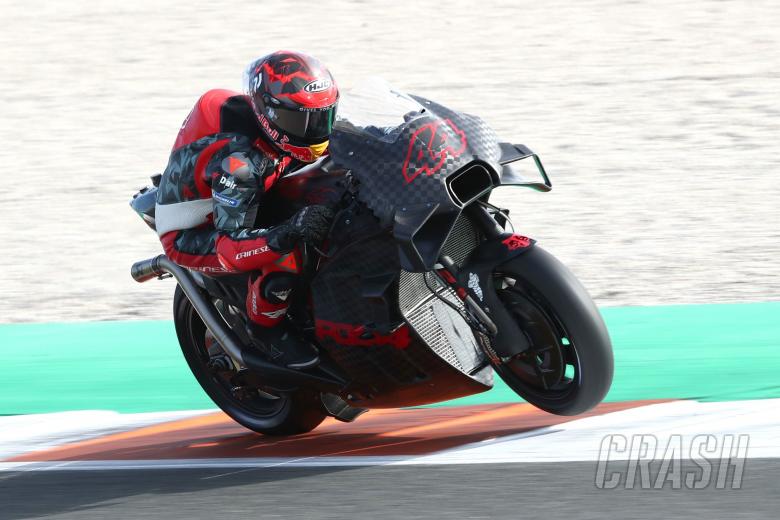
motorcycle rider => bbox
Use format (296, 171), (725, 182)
(154, 51), (339, 369)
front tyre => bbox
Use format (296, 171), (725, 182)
(173, 285), (326, 435)
(492, 246), (614, 415)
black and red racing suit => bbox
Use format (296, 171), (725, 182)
(155, 89), (301, 326)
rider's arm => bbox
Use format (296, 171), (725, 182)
(210, 146), (334, 273)
(210, 149), (284, 272)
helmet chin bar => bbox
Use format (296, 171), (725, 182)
(279, 135), (329, 163)
(256, 111), (330, 163)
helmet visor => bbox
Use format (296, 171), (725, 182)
(269, 104), (336, 141)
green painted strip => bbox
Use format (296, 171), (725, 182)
(1, 302), (779, 414)
(446, 301), (780, 407)
(0, 321), (212, 414)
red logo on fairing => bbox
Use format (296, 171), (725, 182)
(402, 119), (467, 184)
(502, 234), (532, 250)
(315, 320), (411, 349)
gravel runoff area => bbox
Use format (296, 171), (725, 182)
(1, 0), (779, 322)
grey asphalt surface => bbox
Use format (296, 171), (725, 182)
(1, 460), (778, 520)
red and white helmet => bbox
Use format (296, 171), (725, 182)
(244, 51), (339, 162)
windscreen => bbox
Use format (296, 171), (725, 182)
(335, 77), (428, 143)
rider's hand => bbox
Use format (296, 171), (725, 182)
(268, 205), (334, 252)
(289, 205), (334, 244)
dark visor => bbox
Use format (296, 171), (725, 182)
(271, 105), (336, 140)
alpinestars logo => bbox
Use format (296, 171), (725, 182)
(468, 272), (483, 301)
(402, 119), (468, 184)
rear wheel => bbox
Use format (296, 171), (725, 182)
(173, 286), (326, 435)
(492, 246), (613, 415)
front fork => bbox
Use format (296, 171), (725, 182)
(434, 204), (536, 360)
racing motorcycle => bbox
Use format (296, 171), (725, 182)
(130, 79), (613, 435)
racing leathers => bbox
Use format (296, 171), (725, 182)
(155, 89), (322, 330)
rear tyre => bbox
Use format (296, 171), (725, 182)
(173, 285), (326, 435)
(492, 246), (614, 415)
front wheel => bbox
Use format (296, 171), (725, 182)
(173, 285), (326, 435)
(492, 246), (614, 416)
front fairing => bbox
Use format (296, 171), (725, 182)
(330, 79), (504, 227)
(329, 79), (506, 270)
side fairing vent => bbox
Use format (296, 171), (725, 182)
(446, 163), (494, 207)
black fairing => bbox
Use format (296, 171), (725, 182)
(254, 159), (350, 227)
(456, 233), (537, 358)
(243, 90), (544, 403)
(329, 96), (504, 271)
(308, 212), (492, 405)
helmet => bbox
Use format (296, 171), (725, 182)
(245, 51), (339, 163)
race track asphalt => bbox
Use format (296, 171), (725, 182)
(2, 460), (778, 520)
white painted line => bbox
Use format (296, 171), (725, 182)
(0, 457), (409, 472)
(0, 409), (216, 460)
(2, 400), (778, 471)
(407, 399), (780, 464)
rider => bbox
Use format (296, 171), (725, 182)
(154, 51), (339, 370)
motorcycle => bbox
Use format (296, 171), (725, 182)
(130, 79), (613, 435)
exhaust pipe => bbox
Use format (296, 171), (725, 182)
(131, 255), (343, 390)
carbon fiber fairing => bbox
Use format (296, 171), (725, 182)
(329, 95), (503, 228)
(329, 84), (504, 271)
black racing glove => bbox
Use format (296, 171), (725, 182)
(267, 205), (335, 252)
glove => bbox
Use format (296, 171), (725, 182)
(267, 205), (335, 252)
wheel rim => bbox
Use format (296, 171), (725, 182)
(185, 303), (288, 418)
(496, 276), (581, 402)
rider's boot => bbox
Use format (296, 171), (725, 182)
(246, 321), (320, 370)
